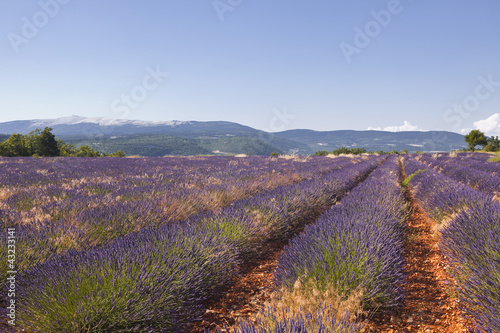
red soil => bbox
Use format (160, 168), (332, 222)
(362, 194), (474, 332)
(190, 191), (477, 333)
(189, 240), (284, 332)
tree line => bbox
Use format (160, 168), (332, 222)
(0, 127), (125, 157)
(464, 130), (499, 152)
(313, 130), (500, 156)
(314, 147), (408, 156)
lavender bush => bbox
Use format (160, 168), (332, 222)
(415, 153), (500, 196)
(12, 156), (385, 331)
(275, 157), (407, 310)
(224, 305), (359, 333)
(440, 201), (500, 332)
(18, 224), (239, 332)
(1, 156), (358, 290)
(233, 157), (407, 332)
(401, 156), (491, 223)
(402, 155), (500, 331)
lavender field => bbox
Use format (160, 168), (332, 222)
(1, 154), (499, 332)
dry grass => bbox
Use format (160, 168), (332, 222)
(278, 155), (296, 159)
(278, 155), (311, 162)
(244, 278), (365, 330)
(433, 209), (464, 234)
(493, 192), (500, 204)
(162, 196), (198, 221)
(0, 189), (12, 201)
(326, 154), (357, 159)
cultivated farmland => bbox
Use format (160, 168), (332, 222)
(0, 153), (498, 332)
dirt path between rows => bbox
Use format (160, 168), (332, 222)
(362, 189), (473, 332)
(189, 165), (382, 332)
(188, 238), (284, 333)
(191, 161), (477, 332)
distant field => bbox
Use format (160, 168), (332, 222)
(1, 153), (498, 332)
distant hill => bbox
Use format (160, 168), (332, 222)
(0, 116), (467, 156)
(65, 135), (212, 156)
(275, 129), (467, 154)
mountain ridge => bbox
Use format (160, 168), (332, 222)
(0, 116), (467, 156)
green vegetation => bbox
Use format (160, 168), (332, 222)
(464, 129), (488, 152)
(314, 147), (408, 156)
(65, 135), (280, 156)
(197, 136), (281, 156)
(0, 128), (125, 157)
(67, 135), (210, 156)
(401, 169), (427, 188)
(463, 129), (499, 153)
(484, 136), (500, 152)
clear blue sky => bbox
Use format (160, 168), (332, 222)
(1, 0), (500, 134)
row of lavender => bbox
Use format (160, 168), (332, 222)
(1, 156), (346, 228)
(430, 152), (500, 175)
(0, 156), (336, 188)
(13, 156), (385, 332)
(232, 156), (408, 332)
(413, 153), (500, 197)
(0, 156), (358, 291)
(401, 156), (500, 332)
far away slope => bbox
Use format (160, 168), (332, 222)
(0, 117), (466, 155)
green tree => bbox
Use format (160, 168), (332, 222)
(25, 129), (42, 155)
(331, 147), (367, 155)
(484, 136), (500, 152)
(106, 150), (126, 157)
(0, 128), (124, 157)
(37, 127), (60, 156)
(1, 133), (29, 156)
(57, 139), (77, 156)
(314, 150), (328, 156)
(15, 127), (59, 156)
(75, 145), (101, 157)
(465, 130), (488, 151)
